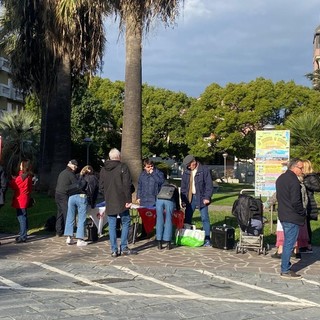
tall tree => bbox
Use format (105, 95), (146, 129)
(111, 0), (184, 188)
(0, 0), (108, 193)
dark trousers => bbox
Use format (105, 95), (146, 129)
(55, 192), (68, 235)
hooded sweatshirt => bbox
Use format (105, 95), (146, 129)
(99, 160), (132, 215)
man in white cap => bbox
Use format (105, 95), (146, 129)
(180, 155), (213, 246)
(55, 160), (78, 237)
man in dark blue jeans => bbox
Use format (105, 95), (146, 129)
(276, 158), (306, 279)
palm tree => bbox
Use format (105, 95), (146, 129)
(0, 0), (108, 193)
(0, 110), (38, 176)
(111, 0), (184, 187)
(286, 112), (320, 169)
(306, 69), (320, 91)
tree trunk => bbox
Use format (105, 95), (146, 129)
(38, 55), (72, 195)
(121, 14), (142, 192)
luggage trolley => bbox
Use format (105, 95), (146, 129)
(232, 189), (269, 255)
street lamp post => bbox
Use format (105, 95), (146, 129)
(222, 152), (228, 182)
(83, 137), (93, 165)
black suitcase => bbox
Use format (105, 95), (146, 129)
(211, 225), (235, 250)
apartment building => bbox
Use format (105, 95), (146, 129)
(0, 53), (24, 116)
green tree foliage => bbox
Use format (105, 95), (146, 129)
(142, 85), (191, 159)
(305, 69), (320, 91)
(88, 77), (125, 129)
(71, 89), (121, 169)
(285, 112), (320, 170)
(0, 110), (39, 176)
(185, 78), (320, 162)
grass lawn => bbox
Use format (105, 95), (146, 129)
(1, 183), (320, 246)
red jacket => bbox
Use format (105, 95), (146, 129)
(10, 171), (33, 209)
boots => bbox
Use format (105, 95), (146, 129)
(164, 241), (172, 250)
(157, 240), (162, 250)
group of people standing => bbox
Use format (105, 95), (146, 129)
(53, 149), (214, 257)
(275, 158), (320, 279)
(55, 160), (99, 247)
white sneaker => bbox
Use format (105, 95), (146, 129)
(66, 236), (75, 245)
(77, 239), (87, 247)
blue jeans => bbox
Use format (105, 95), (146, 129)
(107, 210), (131, 253)
(64, 194), (88, 240)
(16, 208), (28, 240)
(156, 199), (175, 242)
(185, 194), (211, 239)
(281, 221), (300, 273)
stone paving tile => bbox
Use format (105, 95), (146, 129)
(1, 233), (320, 277)
(1, 232), (320, 320)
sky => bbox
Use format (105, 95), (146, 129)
(100, 0), (320, 98)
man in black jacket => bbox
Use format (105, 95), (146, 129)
(276, 158), (306, 279)
(99, 148), (137, 257)
(55, 160), (78, 236)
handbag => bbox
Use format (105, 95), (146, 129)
(28, 197), (36, 208)
(175, 224), (205, 247)
(157, 185), (176, 200)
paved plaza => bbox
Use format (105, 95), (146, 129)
(1, 232), (320, 320)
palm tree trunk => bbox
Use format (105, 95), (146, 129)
(121, 13), (142, 190)
(38, 55), (72, 195)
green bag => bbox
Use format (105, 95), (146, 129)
(175, 224), (205, 247)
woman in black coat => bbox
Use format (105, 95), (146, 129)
(302, 160), (320, 252)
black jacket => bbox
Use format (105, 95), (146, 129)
(99, 160), (132, 215)
(276, 169), (306, 225)
(55, 167), (77, 195)
(84, 174), (99, 208)
(303, 173), (320, 220)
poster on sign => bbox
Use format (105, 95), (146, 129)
(255, 130), (290, 197)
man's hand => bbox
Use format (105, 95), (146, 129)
(125, 203), (132, 208)
(181, 202), (186, 208)
(203, 199), (210, 205)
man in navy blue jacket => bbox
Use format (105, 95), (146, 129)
(137, 159), (165, 208)
(180, 155), (213, 246)
(276, 158), (306, 279)
(136, 159), (165, 239)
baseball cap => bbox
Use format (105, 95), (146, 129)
(182, 155), (195, 167)
(68, 159), (78, 166)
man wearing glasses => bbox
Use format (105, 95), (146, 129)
(180, 155), (214, 247)
(276, 158), (306, 279)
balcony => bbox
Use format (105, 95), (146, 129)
(0, 84), (10, 98)
(0, 57), (11, 73)
(12, 89), (24, 102)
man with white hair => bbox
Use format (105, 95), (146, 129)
(99, 148), (137, 257)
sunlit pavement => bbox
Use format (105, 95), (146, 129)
(1, 233), (320, 319)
